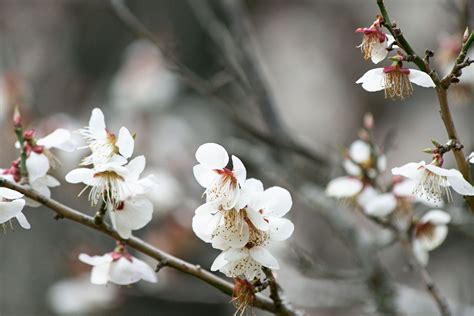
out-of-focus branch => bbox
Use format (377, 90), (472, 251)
(376, 0), (474, 213)
(0, 178), (301, 315)
(263, 267), (302, 316)
(109, 0), (328, 168)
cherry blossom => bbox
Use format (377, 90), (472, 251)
(355, 16), (394, 64)
(193, 143), (246, 210)
(392, 160), (474, 204)
(79, 108), (134, 166)
(356, 53), (435, 99)
(412, 210), (451, 266)
(0, 187), (29, 229)
(79, 245), (157, 286)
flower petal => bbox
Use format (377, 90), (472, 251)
(88, 108), (107, 137)
(446, 169), (474, 195)
(113, 197), (153, 239)
(249, 246), (279, 269)
(37, 128), (76, 152)
(356, 68), (385, 92)
(195, 143), (229, 169)
(370, 42), (388, 64)
(363, 193), (397, 217)
(0, 187), (23, 200)
(116, 127), (135, 159)
(413, 240), (429, 266)
(348, 140), (371, 164)
(131, 257), (157, 283)
(326, 176), (363, 198)
(0, 199), (26, 224)
(246, 209), (269, 231)
(90, 263), (112, 285)
(79, 253), (113, 266)
(421, 210), (451, 225)
(231, 155), (246, 185)
(269, 217), (294, 241)
(409, 69), (435, 88)
(26, 152), (50, 183)
(65, 168), (95, 185)
(262, 186), (292, 217)
(193, 164), (218, 188)
(343, 159), (361, 176)
(15, 212), (31, 229)
(391, 161), (425, 180)
(418, 225), (448, 251)
(125, 155), (145, 181)
(211, 251), (228, 271)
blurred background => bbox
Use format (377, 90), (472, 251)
(1, 0), (474, 315)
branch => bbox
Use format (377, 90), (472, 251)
(109, 0), (327, 168)
(0, 178), (297, 315)
(263, 267), (302, 316)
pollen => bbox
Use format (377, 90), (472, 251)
(413, 169), (452, 205)
(383, 69), (413, 100)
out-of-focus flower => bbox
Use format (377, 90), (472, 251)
(355, 15), (395, 64)
(360, 192), (397, 218)
(392, 160), (474, 204)
(79, 244), (157, 286)
(356, 64), (435, 99)
(47, 275), (117, 315)
(0, 187), (29, 229)
(193, 143), (246, 210)
(110, 40), (179, 110)
(468, 152), (474, 164)
(412, 210), (451, 266)
(79, 108), (134, 166)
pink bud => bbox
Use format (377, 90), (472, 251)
(23, 129), (36, 140)
(463, 27), (469, 43)
(363, 113), (374, 129)
(13, 106), (21, 128)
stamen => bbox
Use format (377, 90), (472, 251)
(384, 71), (413, 99)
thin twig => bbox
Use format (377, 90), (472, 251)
(263, 267), (302, 316)
(0, 178), (302, 315)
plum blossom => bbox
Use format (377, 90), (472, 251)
(0, 187), (29, 229)
(392, 160), (474, 205)
(356, 54), (435, 99)
(193, 143), (246, 210)
(412, 210), (451, 266)
(79, 108), (134, 166)
(79, 244), (157, 286)
(355, 15), (395, 64)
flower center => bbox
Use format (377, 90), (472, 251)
(245, 221), (270, 249)
(413, 169), (452, 204)
(205, 170), (239, 210)
(232, 278), (255, 315)
(89, 171), (126, 207)
(415, 221), (436, 239)
(383, 66), (412, 99)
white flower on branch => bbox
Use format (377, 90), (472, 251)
(392, 160), (474, 205)
(326, 176), (363, 198)
(79, 108), (134, 166)
(412, 210), (451, 266)
(356, 58), (435, 99)
(79, 245), (157, 286)
(193, 143), (246, 210)
(355, 16), (395, 64)
(0, 187), (29, 229)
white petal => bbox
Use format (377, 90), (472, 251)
(211, 252), (228, 271)
(377, 155), (387, 172)
(224, 248), (249, 261)
(446, 170), (474, 195)
(409, 69), (435, 88)
(125, 155), (145, 181)
(0, 187), (24, 200)
(90, 263), (112, 285)
(26, 153), (50, 183)
(109, 257), (143, 285)
(357, 186), (378, 208)
(370, 42), (388, 64)
(269, 217), (294, 241)
(113, 197), (153, 239)
(0, 199), (26, 224)
(131, 257), (157, 283)
(88, 108), (107, 137)
(356, 68), (385, 92)
(393, 179), (416, 198)
(418, 225), (448, 251)
(249, 246), (279, 269)
(343, 159), (361, 176)
(349, 140), (371, 164)
(37, 129), (76, 152)
(246, 209), (269, 231)
(192, 207), (220, 242)
(262, 186), (292, 217)
(326, 177), (363, 198)
(193, 164), (218, 188)
(421, 210), (451, 225)
(231, 155), (246, 184)
(413, 240), (429, 266)
(363, 193), (397, 217)
(195, 143), (229, 169)
(44, 175), (61, 187)
(469, 152), (474, 164)
(15, 212), (31, 229)
(391, 161), (425, 180)
(65, 168), (95, 184)
(116, 127), (134, 159)
(235, 178), (263, 210)
(79, 253), (113, 266)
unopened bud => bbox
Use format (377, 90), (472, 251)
(422, 148), (434, 154)
(463, 27), (470, 43)
(431, 139), (441, 147)
(23, 129), (36, 140)
(363, 113), (374, 130)
(13, 106), (21, 128)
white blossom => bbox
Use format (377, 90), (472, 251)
(0, 187), (29, 229)
(392, 161), (474, 204)
(355, 17), (395, 64)
(412, 210), (451, 266)
(193, 143), (246, 210)
(79, 248), (157, 286)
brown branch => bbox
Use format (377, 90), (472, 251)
(0, 178), (300, 315)
(109, 0), (327, 168)
(263, 267), (302, 316)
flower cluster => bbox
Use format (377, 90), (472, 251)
(66, 108), (157, 239)
(1, 109), (76, 228)
(192, 143), (294, 280)
(326, 114), (459, 265)
(355, 17), (435, 99)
